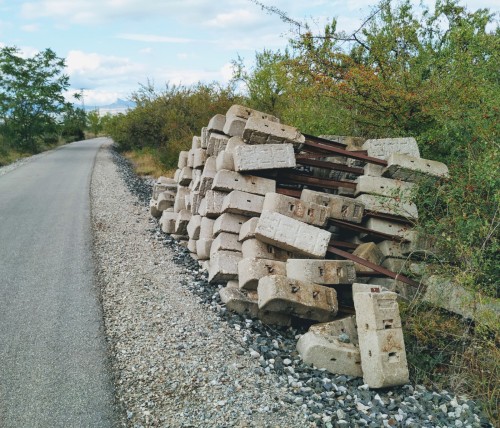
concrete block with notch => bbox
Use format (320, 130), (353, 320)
(208, 250), (242, 283)
(186, 214), (202, 240)
(213, 213), (249, 237)
(255, 211), (331, 258)
(193, 148), (207, 169)
(238, 217), (259, 242)
(199, 217), (215, 239)
(223, 115), (247, 137)
(210, 232), (242, 258)
(241, 238), (296, 262)
(233, 143), (296, 172)
(362, 137), (420, 160)
(196, 238), (213, 260)
(238, 258), (286, 290)
(258, 275), (338, 322)
(160, 210), (177, 233)
(177, 151), (189, 169)
(286, 259), (356, 285)
(301, 189), (364, 223)
(355, 175), (415, 198)
(207, 132), (230, 157)
(226, 104), (280, 123)
(262, 192), (328, 227)
(204, 190), (228, 218)
(297, 316), (362, 377)
(175, 210), (192, 235)
(221, 190), (265, 216)
(352, 242), (385, 272)
(207, 114), (226, 133)
(215, 150), (234, 171)
(243, 117), (305, 146)
(382, 153), (449, 183)
(212, 170), (276, 196)
(174, 186), (190, 213)
(355, 193), (418, 220)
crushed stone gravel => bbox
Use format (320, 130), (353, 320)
(90, 141), (493, 428)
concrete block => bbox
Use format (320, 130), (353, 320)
(152, 177), (177, 200)
(225, 136), (246, 153)
(192, 136), (202, 150)
(363, 217), (412, 239)
(196, 238), (213, 260)
(377, 240), (406, 259)
(204, 190), (228, 218)
(352, 242), (385, 272)
(238, 217), (259, 242)
(189, 191), (202, 215)
(208, 250), (242, 283)
(160, 210), (177, 233)
(301, 189), (364, 224)
(355, 194), (418, 220)
(207, 132), (230, 157)
(353, 290), (402, 330)
(199, 216), (215, 239)
(400, 230), (438, 256)
(174, 186), (190, 213)
(226, 105), (280, 123)
(156, 191), (175, 211)
(215, 150), (234, 172)
(221, 190), (265, 216)
(238, 258), (286, 290)
(257, 275), (338, 322)
(173, 168), (181, 183)
(356, 327), (409, 388)
(187, 149), (195, 168)
(149, 199), (161, 218)
(219, 283), (259, 318)
(223, 115), (247, 137)
(352, 283), (385, 294)
(177, 151), (189, 169)
(233, 143), (296, 172)
(172, 234), (188, 242)
(197, 197), (207, 217)
(382, 153), (449, 183)
(255, 211), (331, 258)
(262, 193), (328, 227)
(355, 175), (415, 198)
(257, 310), (292, 327)
(189, 169), (202, 191)
(193, 148), (207, 169)
(241, 239), (295, 262)
(286, 259), (356, 285)
(207, 114), (226, 133)
(175, 209), (191, 235)
(187, 214), (202, 240)
(213, 213), (249, 236)
(381, 257), (408, 273)
(243, 117), (305, 145)
(210, 232), (242, 258)
(188, 238), (197, 254)
(363, 163), (384, 177)
(297, 316), (362, 377)
(362, 137), (420, 160)
(212, 170), (276, 196)
(367, 278), (414, 300)
(201, 126), (208, 148)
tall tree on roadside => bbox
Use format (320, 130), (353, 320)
(0, 46), (71, 152)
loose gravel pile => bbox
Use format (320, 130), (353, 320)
(90, 141), (492, 428)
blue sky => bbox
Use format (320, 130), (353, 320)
(1, 0), (498, 107)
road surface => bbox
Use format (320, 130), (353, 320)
(0, 138), (118, 427)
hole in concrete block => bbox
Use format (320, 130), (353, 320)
(266, 265), (274, 273)
(234, 178), (239, 182)
(267, 245), (275, 254)
(365, 324), (369, 330)
(383, 319), (394, 329)
(330, 358), (337, 362)
(289, 204), (295, 212)
(337, 267), (343, 277)
(341, 205), (348, 215)
(368, 350), (372, 357)
(388, 352), (400, 362)
(318, 267), (324, 277)
(247, 200), (251, 203)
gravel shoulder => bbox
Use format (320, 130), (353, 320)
(90, 143), (492, 428)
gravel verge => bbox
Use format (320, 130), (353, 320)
(90, 142), (492, 428)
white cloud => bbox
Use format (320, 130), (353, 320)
(64, 88), (125, 106)
(21, 23), (39, 32)
(117, 33), (193, 43)
(204, 9), (260, 29)
(139, 47), (153, 54)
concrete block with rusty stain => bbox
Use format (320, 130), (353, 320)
(186, 214), (202, 240)
(210, 232), (242, 258)
(221, 190), (265, 216)
(243, 116), (305, 146)
(208, 250), (242, 283)
(212, 170), (276, 196)
(353, 289), (402, 331)
(352, 242), (385, 272)
(238, 217), (259, 242)
(297, 316), (362, 377)
(255, 211), (331, 258)
(213, 213), (250, 237)
(300, 189), (364, 224)
(174, 209), (192, 235)
(238, 258), (287, 290)
(262, 193), (328, 227)
(286, 259), (356, 285)
(233, 143), (296, 172)
(258, 275), (338, 322)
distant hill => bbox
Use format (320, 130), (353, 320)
(83, 98), (136, 115)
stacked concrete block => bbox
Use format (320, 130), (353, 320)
(352, 242), (385, 272)
(383, 153), (449, 182)
(286, 259), (356, 285)
(238, 258), (287, 290)
(243, 117), (305, 146)
(213, 213), (250, 237)
(212, 170), (276, 196)
(221, 191), (265, 216)
(262, 193), (329, 227)
(150, 177), (178, 218)
(233, 144), (296, 172)
(226, 104), (280, 123)
(301, 190), (364, 224)
(353, 286), (409, 388)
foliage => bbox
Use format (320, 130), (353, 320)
(60, 106), (87, 142)
(87, 110), (104, 137)
(103, 81), (242, 170)
(0, 46), (72, 152)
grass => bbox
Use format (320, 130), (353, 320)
(0, 148), (31, 166)
(123, 148), (175, 178)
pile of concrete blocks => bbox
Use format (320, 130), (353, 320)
(149, 104), (449, 387)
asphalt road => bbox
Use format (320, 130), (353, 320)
(0, 138), (118, 427)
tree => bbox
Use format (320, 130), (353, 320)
(0, 46), (71, 152)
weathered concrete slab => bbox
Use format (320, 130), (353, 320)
(382, 153), (449, 182)
(177, 151), (189, 169)
(215, 150), (234, 171)
(193, 148), (207, 169)
(173, 186), (190, 213)
(213, 213), (249, 237)
(286, 259), (356, 285)
(156, 191), (176, 211)
(238, 258), (287, 290)
(204, 190), (228, 218)
(174, 209), (192, 235)
(262, 193), (329, 227)
(238, 217), (259, 242)
(226, 105), (280, 123)
(208, 250), (242, 283)
(301, 189), (364, 224)
(160, 210), (177, 234)
(207, 132), (230, 157)
(187, 214), (202, 240)
(210, 232), (242, 258)
(362, 137), (420, 160)
(352, 242), (385, 272)
(243, 117), (305, 146)
(233, 143), (296, 172)
(221, 190), (265, 216)
(255, 211), (331, 258)
(258, 275), (338, 322)
(212, 170), (276, 196)
(353, 289), (402, 330)
(355, 175), (415, 199)
(223, 115), (247, 137)
(149, 199), (161, 218)
(207, 114), (226, 133)
(241, 238), (296, 262)
(355, 193), (418, 220)
(196, 238), (213, 260)
(363, 217), (412, 239)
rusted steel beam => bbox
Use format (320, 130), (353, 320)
(278, 172), (357, 190)
(364, 210), (415, 225)
(329, 218), (408, 242)
(302, 133), (347, 149)
(327, 246), (421, 288)
(295, 157), (365, 175)
(329, 240), (358, 250)
(302, 139), (388, 166)
(276, 187), (302, 198)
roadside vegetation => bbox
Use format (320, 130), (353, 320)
(103, 0), (499, 422)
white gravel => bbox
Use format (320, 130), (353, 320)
(91, 142), (307, 427)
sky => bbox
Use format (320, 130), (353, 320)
(1, 0), (498, 108)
